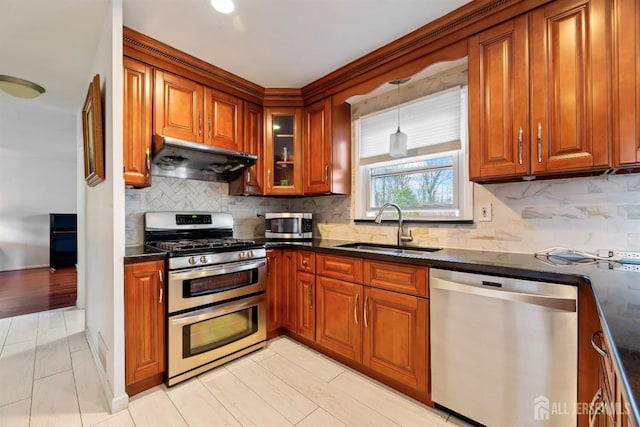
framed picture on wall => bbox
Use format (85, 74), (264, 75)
(82, 73), (105, 187)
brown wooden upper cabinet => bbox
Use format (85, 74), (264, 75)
(303, 98), (351, 195)
(230, 102), (264, 195)
(614, 0), (640, 168)
(469, 0), (612, 181)
(204, 88), (243, 150)
(154, 70), (204, 143)
(264, 107), (303, 195)
(154, 70), (244, 151)
(123, 57), (153, 187)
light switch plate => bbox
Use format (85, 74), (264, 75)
(478, 203), (492, 222)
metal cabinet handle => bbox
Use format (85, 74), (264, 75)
(158, 270), (164, 303)
(517, 127), (523, 165)
(308, 284), (313, 307)
(267, 168), (271, 188)
(199, 113), (203, 136)
(588, 388), (604, 427)
(158, 270), (163, 283)
(302, 259), (308, 266)
(324, 164), (329, 183)
(364, 295), (369, 327)
(146, 148), (151, 177)
(537, 122), (542, 163)
(208, 115), (212, 139)
(246, 170), (250, 182)
(266, 257), (270, 278)
(354, 293), (359, 324)
(159, 286), (163, 304)
(591, 331), (608, 358)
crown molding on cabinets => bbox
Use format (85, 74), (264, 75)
(302, 0), (554, 105)
(123, 27), (265, 105)
(123, 0), (554, 108)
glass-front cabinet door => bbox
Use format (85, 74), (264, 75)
(264, 107), (302, 195)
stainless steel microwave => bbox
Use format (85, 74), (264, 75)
(265, 213), (312, 239)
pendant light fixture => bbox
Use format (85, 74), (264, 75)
(0, 75), (45, 99)
(389, 78), (410, 158)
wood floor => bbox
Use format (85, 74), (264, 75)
(0, 267), (76, 319)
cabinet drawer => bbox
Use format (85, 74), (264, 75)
(363, 260), (428, 297)
(297, 251), (315, 273)
(317, 254), (363, 283)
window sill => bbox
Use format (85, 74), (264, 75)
(354, 219), (474, 225)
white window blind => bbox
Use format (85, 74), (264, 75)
(358, 86), (463, 164)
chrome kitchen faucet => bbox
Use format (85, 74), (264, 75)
(373, 202), (413, 246)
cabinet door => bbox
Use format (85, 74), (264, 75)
(264, 107), (303, 195)
(468, 16), (530, 180)
(304, 98), (332, 194)
(124, 260), (165, 393)
(266, 250), (282, 333)
(362, 287), (428, 394)
(123, 57), (152, 187)
(204, 88), (243, 151)
(614, 0), (640, 167)
(154, 70), (204, 142)
(282, 250), (298, 332)
(297, 271), (315, 341)
(530, 0), (611, 174)
(316, 276), (362, 362)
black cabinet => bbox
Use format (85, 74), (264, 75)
(50, 214), (77, 269)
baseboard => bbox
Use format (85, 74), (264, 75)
(85, 329), (129, 413)
(0, 264), (49, 273)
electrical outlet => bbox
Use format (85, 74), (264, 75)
(597, 249), (640, 261)
(478, 203), (492, 222)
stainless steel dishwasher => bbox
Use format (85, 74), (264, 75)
(430, 268), (578, 427)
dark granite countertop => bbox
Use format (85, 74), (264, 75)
(266, 238), (640, 423)
(124, 245), (166, 263)
(124, 238), (638, 422)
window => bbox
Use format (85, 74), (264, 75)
(355, 86), (472, 221)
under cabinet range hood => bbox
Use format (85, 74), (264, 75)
(151, 136), (257, 182)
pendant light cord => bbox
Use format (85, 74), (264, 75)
(396, 82), (401, 132)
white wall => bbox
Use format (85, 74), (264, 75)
(0, 96), (77, 271)
(80, 0), (126, 413)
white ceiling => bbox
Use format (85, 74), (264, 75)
(0, 0), (469, 113)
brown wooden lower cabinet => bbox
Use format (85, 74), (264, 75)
(316, 276), (363, 362)
(579, 282), (630, 427)
(314, 259), (429, 397)
(362, 287), (428, 395)
(297, 271), (315, 341)
(124, 259), (165, 396)
(266, 249), (283, 335)
(282, 250), (298, 332)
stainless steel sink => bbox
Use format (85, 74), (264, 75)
(334, 242), (442, 256)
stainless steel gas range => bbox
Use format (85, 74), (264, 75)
(144, 211), (267, 386)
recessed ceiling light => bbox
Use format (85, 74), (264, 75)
(0, 75), (45, 99)
(210, 0), (235, 14)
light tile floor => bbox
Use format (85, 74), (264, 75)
(0, 308), (470, 427)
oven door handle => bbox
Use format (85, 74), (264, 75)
(170, 293), (265, 326)
(168, 259), (266, 281)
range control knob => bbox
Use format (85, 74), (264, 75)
(239, 251), (246, 260)
(200, 256), (208, 264)
(188, 256), (197, 265)
(248, 250), (254, 259)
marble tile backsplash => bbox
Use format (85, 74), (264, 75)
(290, 174), (640, 255)
(125, 176), (288, 245)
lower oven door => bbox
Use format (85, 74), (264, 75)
(167, 292), (266, 385)
(168, 258), (266, 313)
